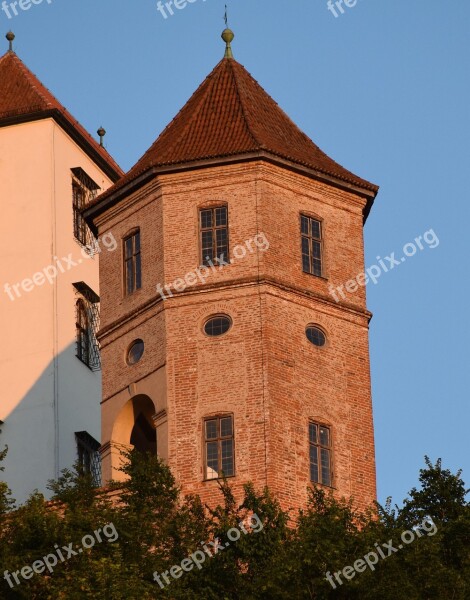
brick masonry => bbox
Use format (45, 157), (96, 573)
(94, 160), (377, 514)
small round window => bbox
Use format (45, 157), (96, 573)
(306, 326), (326, 348)
(204, 315), (232, 337)
(127, 339), (145, 364)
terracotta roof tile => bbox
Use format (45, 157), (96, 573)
(0, 51), (123, 180)
(94, 57), (377, 207)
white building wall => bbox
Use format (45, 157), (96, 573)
(0, 117), (115, 504)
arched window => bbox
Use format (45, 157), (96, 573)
(123, 229), (142, 295)
(74, 282), (101, 370)
(199, 205), (229, 266)
(76, 299), (90, 366)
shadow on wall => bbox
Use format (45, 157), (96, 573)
(0, 341), (102, 506)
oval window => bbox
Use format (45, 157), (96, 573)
(204, 315), (232, 337)
(127, 339), (145, 364)
(306, 326), (326, 348)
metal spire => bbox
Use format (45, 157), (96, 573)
(97, 126), (106, 147)
(221, 6), (234, 59)
(6, 32), (15, 52)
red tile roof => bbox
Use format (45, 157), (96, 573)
(0, 51), (123, 180)
(91, 57), (377, 212)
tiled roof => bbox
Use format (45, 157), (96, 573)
(93, 57), (377, 207)
(0, 51), (123, 180)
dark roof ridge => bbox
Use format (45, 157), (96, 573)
(228, 58), (261, 148)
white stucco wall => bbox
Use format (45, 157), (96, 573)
(0, 117), (116, 504)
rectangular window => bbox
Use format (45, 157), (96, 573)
(124, 230), (142, 295)
(73, 282), (101, 371)
(75, 431), (101, 487)
(71, 167), (100, 251)
(301, 215), (323, 277)
(204, 415), (234, 480)
(309, 422), (332, 486)
(199, 206), (229, 266)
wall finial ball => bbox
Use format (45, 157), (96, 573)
(97, 127), (106, 138)
(6, 31), (15, 42)
(221, 28), (234, 44)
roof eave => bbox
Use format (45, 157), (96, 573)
(84, 151), (378, 233)
(0, 108), (123, 182)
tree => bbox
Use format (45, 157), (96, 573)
(0, 454), (468, 599)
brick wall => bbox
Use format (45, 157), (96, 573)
(95, 160), (376, 514)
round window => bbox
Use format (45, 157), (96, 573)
(127, 339), (145, 364)
(204, 315), (232, 337)
(306, 326), (326, 348)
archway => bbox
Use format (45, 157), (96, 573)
(112, 394), (157, 455)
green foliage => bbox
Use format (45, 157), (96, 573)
(0, 454), (468, 599)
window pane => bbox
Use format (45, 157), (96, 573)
(216, 228), (227, 248)
(206, 441), (219, 479)
(301, 236), (310, 255)
(221, 439), (234, 476)
(301, 216), (309, 235)
(135, 253), (142, 290)
(205, 420), (218, 440)
(201, 209), (213, 229)
(312, 259), (322, 277)
(204, 316), (231, 337)
(302, 237), (311, 273)
(216, 228), (228, 260)
(306, 327), (326, 347)
(221, 416), (233, 438)
(311, 219), (321, 240)
(126, 259), (134, 294)
(215, 207), (227, 227)
(127, 340), (145, 365)
(202, 231), (213, 247)
(134, 231), (141, 252)
(125, 238), (133, 259)
(309, 422), (318, 445)
(310, 445), (319, 483)
(202, 231), (214, 264)
(302, 255), (311, 273)
(312, 240), (322, 259)
(321, 448), (331, 486)
(320, 426), (330, 447)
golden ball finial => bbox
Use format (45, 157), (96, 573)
(6, 31), (15, 52)
(221, 28), (234, 59)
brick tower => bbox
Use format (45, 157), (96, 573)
(84, 30), (379, 512)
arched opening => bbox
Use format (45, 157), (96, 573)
(112, 394), (157, 455)
(131, 412), (157, 454)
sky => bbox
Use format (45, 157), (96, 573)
(3, 0), (469, 506)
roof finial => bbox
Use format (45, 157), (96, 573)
(221, 6), (234, 59)
(97, 126), (106, 147)
(6, 31), (15, 52)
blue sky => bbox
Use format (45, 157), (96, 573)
(4, 0), (469, 505)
